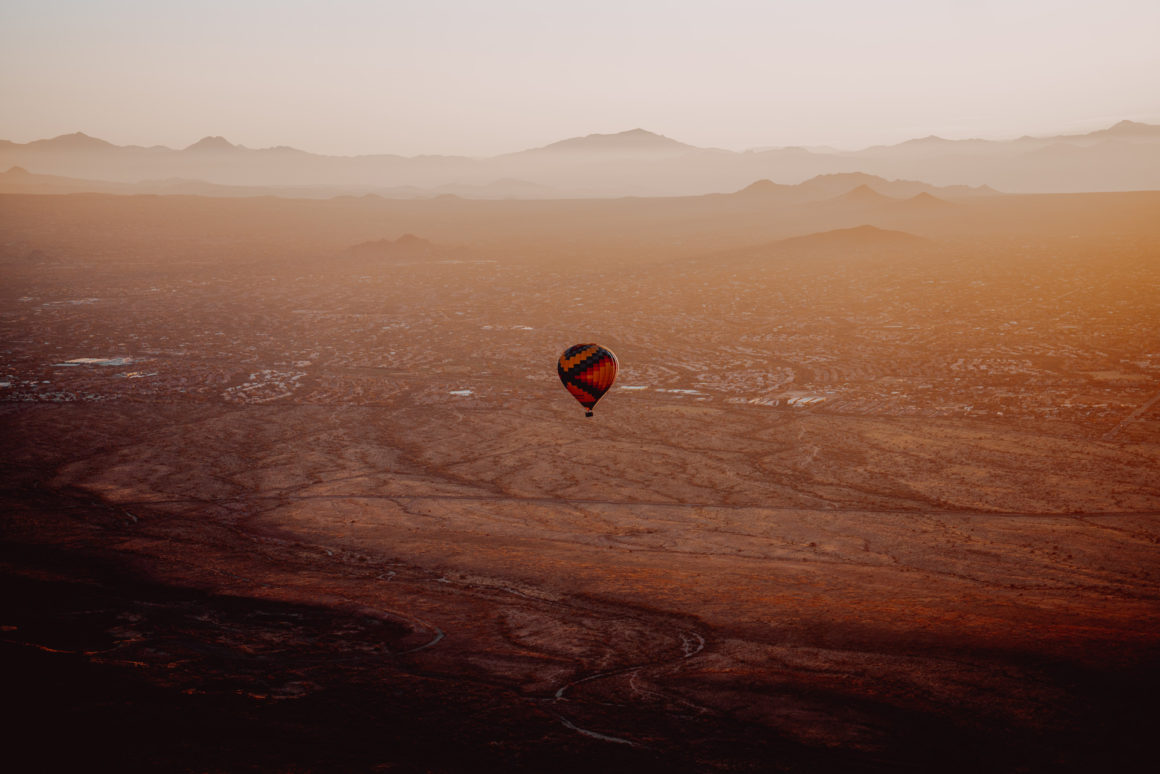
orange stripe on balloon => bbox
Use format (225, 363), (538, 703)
(560, 345), (598, 371)
(593, 358), (615, 390)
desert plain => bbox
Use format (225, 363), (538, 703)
(3, 178), (1160, 772)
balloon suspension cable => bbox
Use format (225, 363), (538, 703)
(585, 410), (594, 418)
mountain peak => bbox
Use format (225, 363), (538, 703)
(1094, 119), (1160, 138)
(906, 191), (952, 207)
(736, 179), (787, 195)
(31, 132), (116, 151)
(533, 129), (694, 154)
(835, 183), (892, 203)
(185, 136), (236, 152)
(899, 134), (948, 146)
(797, 172), (887, 196)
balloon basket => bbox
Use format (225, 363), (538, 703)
(585, 410), (593, 418)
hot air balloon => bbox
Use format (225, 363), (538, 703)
(558, 343), (618, 417)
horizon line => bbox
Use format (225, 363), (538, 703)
(3, 118), (1157, 160)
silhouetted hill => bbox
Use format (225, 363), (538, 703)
(682, 224), (932, 269)
(184, 136), (237, 152)
(1078, 120), (1160, 140)
(903, 192), (952, 208)
(733, 179), (793, 196)
(775, 224), (928, 251)
(525, 128), (696, 155)
(797, 173), (887, 198)
(831, 184), (895, 204)
(730, 175), (987, 204)
(26, 132), (117, 151)
(347, 234), (439, 262)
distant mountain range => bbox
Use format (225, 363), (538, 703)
(0, 166), (991, 206)
(2, 121), (1158, 197)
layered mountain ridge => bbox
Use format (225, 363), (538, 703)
(2, 122), (1158, 196)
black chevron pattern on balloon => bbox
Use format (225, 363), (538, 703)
(558, 348), (607, 381)
(559, 371), (602, 404)
(558, 343), (617, 414)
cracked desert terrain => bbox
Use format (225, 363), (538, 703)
(3, 187), (1160, 772)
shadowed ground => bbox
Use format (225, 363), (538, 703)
(5, 400), (1159, 772)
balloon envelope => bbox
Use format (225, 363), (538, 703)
(557, 343), (618, 417)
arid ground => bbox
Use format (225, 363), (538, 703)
(3, 187), (1159, 772)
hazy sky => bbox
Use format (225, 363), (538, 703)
(3, 0), (1159, 156)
